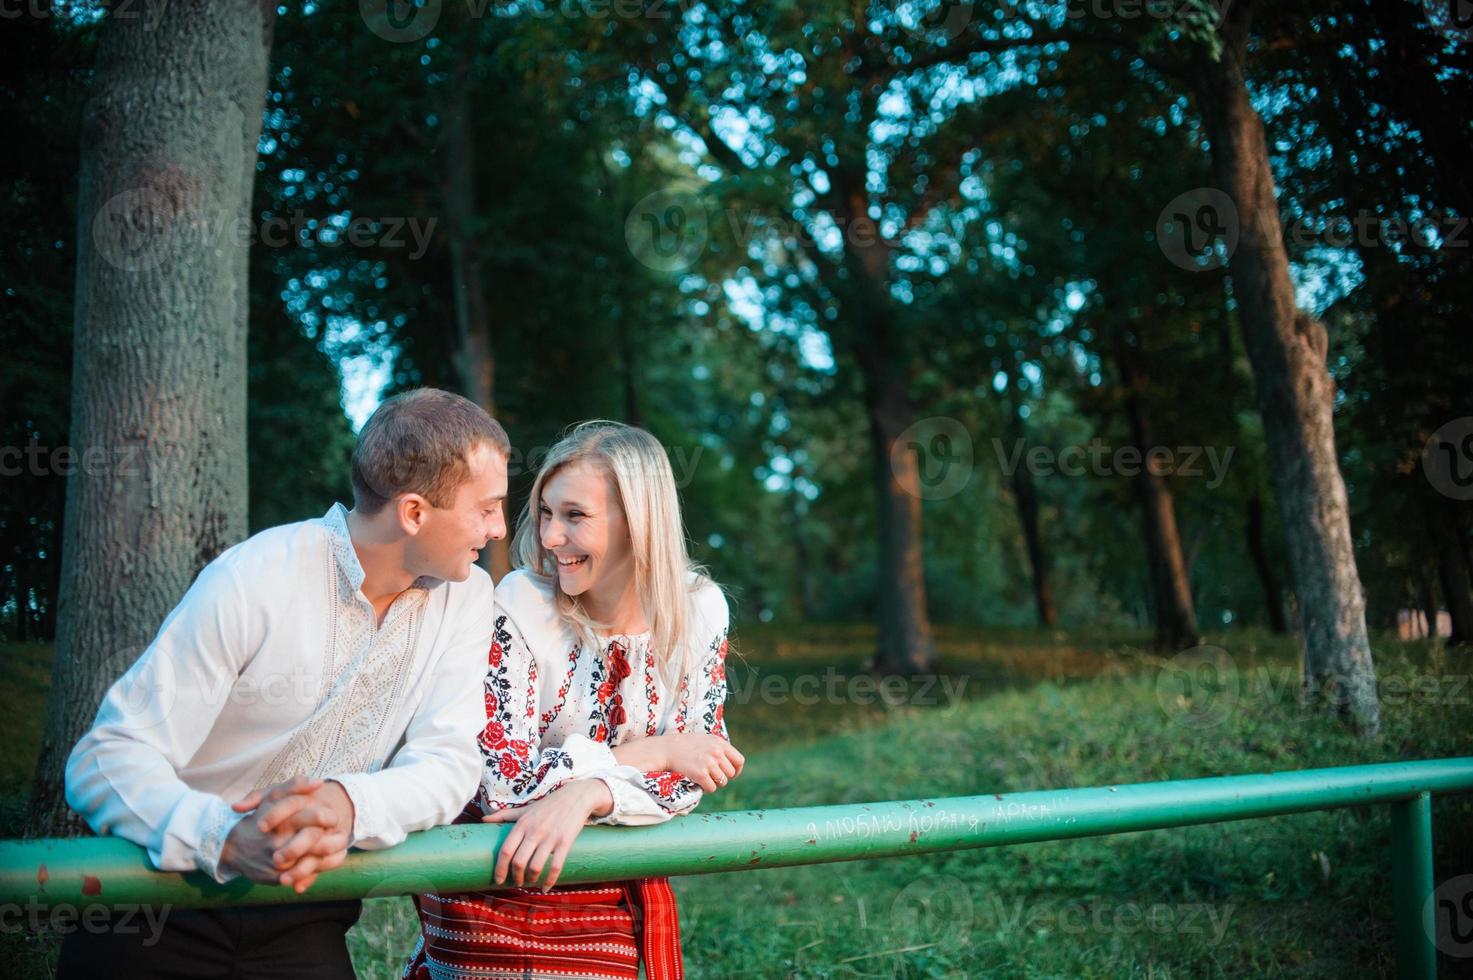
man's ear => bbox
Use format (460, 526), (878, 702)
(397, 493), (430, 535)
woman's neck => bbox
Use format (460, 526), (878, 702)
(582, 576), (648, 635)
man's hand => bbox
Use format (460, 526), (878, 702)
(481, 780), (612, 891)
(223, 775), (356, 892)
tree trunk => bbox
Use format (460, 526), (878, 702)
(857, 342), (937, 674)
(441, 62), (511, 581)
(1245, 493), (1288, 633)
(1002, 369), (1057, 626)
(786, 487), (816, 621)
(1115, 336), (1201, 650)
(1428, 497), (1473, 646)
(823, 171), (936, 674)
(1188, 2), (1381, 734)
(28, 0), (274, 835)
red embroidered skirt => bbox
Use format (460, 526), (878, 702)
(404, 879), (682, 980)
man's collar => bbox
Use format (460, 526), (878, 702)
(324, 502), (443, 596)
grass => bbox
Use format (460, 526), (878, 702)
(4, 629), (1471, 977)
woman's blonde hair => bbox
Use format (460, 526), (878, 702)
(512, 420), (711, 681)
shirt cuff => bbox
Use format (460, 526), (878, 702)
(585, 766), (675, 826)
(326, 773), (373, 846)
(162, 792), (248, 884)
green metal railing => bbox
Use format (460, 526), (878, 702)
(4, 758), (1470, 976)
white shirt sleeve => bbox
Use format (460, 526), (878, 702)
(589, 587), (731, 826)
(64, 554), (254, 883)
(330, 572), (496, 850)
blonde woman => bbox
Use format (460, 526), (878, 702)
(405, 421), (744, 980)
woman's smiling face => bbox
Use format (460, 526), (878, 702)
(538, 460), (635, 600)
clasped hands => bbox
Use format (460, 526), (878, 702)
(482, 732), (744, 892)
(220, 775), (356, 893)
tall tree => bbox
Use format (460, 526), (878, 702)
(29, 0), (276, 834)
(1177, 1), (1381, 732)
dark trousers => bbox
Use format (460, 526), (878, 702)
(56, 899), (362, 979)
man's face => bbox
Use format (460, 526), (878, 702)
(410, 442), (508, 581)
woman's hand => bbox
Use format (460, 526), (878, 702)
(661, 733), (745, 792)
(482, 779), (614, 890)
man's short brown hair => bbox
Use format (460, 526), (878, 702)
(351, 388), (510, 515)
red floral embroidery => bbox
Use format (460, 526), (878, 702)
(482, 721), (507, 750)
(609, 704), (627, 728)
(510, 738), (530, 760)
(488, 641), (503, 667)
(648, 771), (682, 796)
(498, 755), (521, 779)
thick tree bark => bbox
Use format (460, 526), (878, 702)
(1115, 336), (1201, 650)
(442, 63), (511, 580)
(28, 0), (274, 835)
(1245, 493), (1288, 633)
(1188, 1), (1380, 733)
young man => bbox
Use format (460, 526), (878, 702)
(59, 388), (509, 979)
